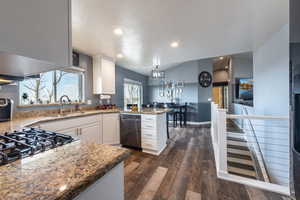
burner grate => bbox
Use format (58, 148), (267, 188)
(0, 128), (74, 166)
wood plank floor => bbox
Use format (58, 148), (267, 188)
(124, 125), (287, 200)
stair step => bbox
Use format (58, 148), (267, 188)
(227, 136), (246, 143)
(228, 157), (254, 166)
(227, 152), (252, 160)
(228, 161), (255, 171)
(227, 144), (249, 151)
(227, 132), (245, 139)
(227, 140), (248, 147)
(227, 148), (251, 156)
(228, 166), (256, 177)
(228, 167), (257, 179)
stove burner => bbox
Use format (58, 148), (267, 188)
(0, 128), (74, 165)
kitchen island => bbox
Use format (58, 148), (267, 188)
(120, 109), (170, 155)
(0, 140), (130, 200)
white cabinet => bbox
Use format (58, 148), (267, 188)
(0, 0), (72, 76)
(103, 114), (120, 145)
(141, 113), (167, 155)
(93, 56), (116, 95)
(39, 115), (103, 144)
(80, 123), (102, 144)
(38, 113), (120, 145)
(58, 127), (79, 138)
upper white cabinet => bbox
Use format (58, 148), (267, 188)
(0, 0), (72, 76)
(93, 56), (116, 95)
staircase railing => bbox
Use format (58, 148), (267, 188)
(211, 102), (290, 196)
(241, 107), (270, 182)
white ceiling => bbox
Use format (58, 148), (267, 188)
(72, 0), (287, 75)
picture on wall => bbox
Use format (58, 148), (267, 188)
(236, 78), (253, 101)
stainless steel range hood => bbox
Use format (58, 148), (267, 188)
(0, 50), (65, 77)
(0, 50), (86, 85)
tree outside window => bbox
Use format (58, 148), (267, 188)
(19, 70), (84, 105)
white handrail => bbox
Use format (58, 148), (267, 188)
(210, 102), (290, 196)
(227, 114), (288, 121)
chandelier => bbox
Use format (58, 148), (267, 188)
(151, 65), (165, 79)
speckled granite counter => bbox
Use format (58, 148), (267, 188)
(0, 109), (120, 134)
(0, 141), (130, 200)
(121, 108), (171, 115)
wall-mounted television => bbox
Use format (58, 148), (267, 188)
(236, 78), (253, 101)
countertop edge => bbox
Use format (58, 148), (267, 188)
(25, 110), (120, 127)
(58, 149), (131, 200)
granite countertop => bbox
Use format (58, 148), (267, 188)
(121, 108), (172, 115)
(0, 141), (130, 200)
(0, 109), (120, 134)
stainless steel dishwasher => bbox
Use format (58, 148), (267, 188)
(120, 114), (141, 149)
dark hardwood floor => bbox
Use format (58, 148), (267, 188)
(124, 125), (287, 200)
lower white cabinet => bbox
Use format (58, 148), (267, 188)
(38, 113), (119, 145)
(141, 113), (167, 155)
(103, 113), (120, 145)
(58, 127), (78, 138)
(80, 123), (103, 144)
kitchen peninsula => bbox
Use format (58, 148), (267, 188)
(0, 141), (130, 200)
(0, 109), (129, 200)
(120, 109), (170, 155)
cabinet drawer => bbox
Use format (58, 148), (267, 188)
(142, 115), (156, 122)
(142, 122), (156, 130)
(142, 130), (157, 140)
(142, 141), (157, 150)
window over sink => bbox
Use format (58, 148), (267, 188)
(19, 70), (84, 105)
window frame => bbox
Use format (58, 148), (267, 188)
(18, 70), (85, 106)
(123, 78), (143, 108)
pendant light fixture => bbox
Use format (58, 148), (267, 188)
(151, 65), (165, 79)
(151, 56), (165, 79)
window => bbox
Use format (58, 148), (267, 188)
(19, 70), (84, 105)
(124, 79), (143, 108)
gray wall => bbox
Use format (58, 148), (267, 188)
(232, 56), (253, 79)
(111, 65), (149, 109)
(148, 59), (213, 122)
(229, 54), (253, 113)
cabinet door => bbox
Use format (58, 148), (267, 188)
(101, 59), (115, 94)
(58, 127), (79, 139)
(80, 123), (102, 144)
(103, 114), (120, 145)
(0, 0), (71, 76)
(93, 56), (115, 95)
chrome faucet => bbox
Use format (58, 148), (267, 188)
(59, 95), (71, 115)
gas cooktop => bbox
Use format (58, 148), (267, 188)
(0, 128), (74, 166)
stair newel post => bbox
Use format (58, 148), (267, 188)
(217, 108), (227, 173)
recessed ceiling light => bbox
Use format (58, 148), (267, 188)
(117, 53), (124, 58)
(219, 56), (224, 60)
(113, 28), (123, 35)
(170, 41), (179, 48)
